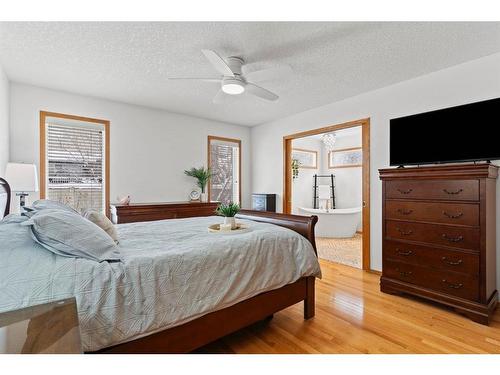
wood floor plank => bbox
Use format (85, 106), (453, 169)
(196, 260), (500, 354)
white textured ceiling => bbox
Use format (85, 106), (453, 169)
(0, 22), (499, 126)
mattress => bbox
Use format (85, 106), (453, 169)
(0, 215), (321, 352)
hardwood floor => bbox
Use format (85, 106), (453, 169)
(196, 260), (500, 353)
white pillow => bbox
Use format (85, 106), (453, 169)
(21, 209), (121, 262)
(83, 210), (119, 244)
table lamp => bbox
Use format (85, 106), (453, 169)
(5, 163), (39, 210)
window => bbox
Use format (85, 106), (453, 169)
(40, 112), (110, 215)
(208, 136), (241, 205)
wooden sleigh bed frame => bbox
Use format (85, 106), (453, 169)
(94, 209), (318, 354)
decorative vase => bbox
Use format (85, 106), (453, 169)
(224, 216), (236, 230)
(200, 192), (208, 203)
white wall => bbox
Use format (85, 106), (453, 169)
(321, 128), (362, 211)
(0, 65), (9, 176)
(251, 53), (500, 277)
(291, 137), (323, 214)
(9, 83), (251, 209)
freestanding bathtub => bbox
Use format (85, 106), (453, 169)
(298, 207), (362, 238)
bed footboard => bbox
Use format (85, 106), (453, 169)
(236, 210), (318, 320)
(236, 209), (318, 255)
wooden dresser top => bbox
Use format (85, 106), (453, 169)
(112, 201), (219, 209)
(379, 163), (499, 180)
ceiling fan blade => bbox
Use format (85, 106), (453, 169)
(202, 49), (234, 77)
(244, 65), (292, 83)
(245, 83), (279, 101)
(168, 78), (220, 82)
(212, 90), (226, 104)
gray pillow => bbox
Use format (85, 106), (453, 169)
(21, 209), (121, 262)
(32, 199), (79, 214)
(22, 199), (80, 218)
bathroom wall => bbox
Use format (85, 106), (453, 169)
(291, 127), (363, 227)
(320, 127), (363, 210)
(320, 127), (362, 230)
(291, 137), (323, 214)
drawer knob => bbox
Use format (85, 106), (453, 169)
(441, 256), (463, 266)
(396, 227), (413, 236)
(397, 188), (413, 195)
(441, 234), (464, 242)
(443, 188), (463, 195)
(396, 249), (413, 256)
(397, 208), (413, 215)
(442, 211), (464, 219)
(396, 268), (413, 277)
(442, 279), (464, 289)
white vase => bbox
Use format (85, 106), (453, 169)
(200, 192), (208, 203)
(224, 216), (236, 230)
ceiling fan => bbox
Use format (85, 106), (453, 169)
(168, 49), (291, 103)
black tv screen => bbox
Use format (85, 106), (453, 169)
(390, 98), (500, 166)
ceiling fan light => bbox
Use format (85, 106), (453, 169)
(222, 82), (244, 95)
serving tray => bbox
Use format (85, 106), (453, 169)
(208, 223), (250, 234)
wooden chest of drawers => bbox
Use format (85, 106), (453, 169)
(111, 201), (219, 224)
(379, 163), (498, 324)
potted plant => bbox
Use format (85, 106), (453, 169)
(215, 202), (240, 230)
(184, 167), (211, 202)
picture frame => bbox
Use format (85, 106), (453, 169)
(328, 147), (362, 168)
(292, 148), (318, 169)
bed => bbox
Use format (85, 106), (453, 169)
(0, 197), (320, 353)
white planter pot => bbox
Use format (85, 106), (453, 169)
(224, 216), (236, 230)
(200, 192), (208, 203)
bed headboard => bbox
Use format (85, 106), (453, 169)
(0, 177), (11, 220)
(236, 209), (318, 255)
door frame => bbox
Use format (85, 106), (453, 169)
(207, 135), (242, 205)
(283, 118), (371, 270)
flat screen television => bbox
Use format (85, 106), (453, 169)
(390, 97), (500, 166)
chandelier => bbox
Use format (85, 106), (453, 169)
(321, 133), (337, 151)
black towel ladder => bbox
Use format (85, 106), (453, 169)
(313, 174), (335, 209)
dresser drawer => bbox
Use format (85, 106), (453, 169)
(386, 179), (479, 201)
(384, 240), (479, 275)
(386, 220), (480, 251)
(384, 260), (479, 301)
(385, 201), (479, 227)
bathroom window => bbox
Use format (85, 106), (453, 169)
(208, 136), (241, 205)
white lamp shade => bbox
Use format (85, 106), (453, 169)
(5, 163), (39, 192)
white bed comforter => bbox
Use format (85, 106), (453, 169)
(0, 215), (321, 352)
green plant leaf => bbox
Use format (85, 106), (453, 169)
(215, 202), (240, 217)
(184, 167), (212, 192)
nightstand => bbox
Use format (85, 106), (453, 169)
(0, 298), (82, 353)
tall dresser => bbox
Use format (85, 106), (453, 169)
(379, 163), (498, 324)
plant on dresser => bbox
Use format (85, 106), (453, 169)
(184, 166), (212, 203)
(379, 163), (498, 325)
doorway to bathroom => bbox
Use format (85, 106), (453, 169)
(283, 119), (370, 270)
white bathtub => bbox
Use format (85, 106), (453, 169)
(298, 207), (362, 238)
